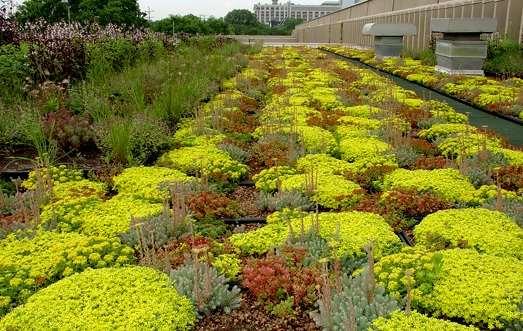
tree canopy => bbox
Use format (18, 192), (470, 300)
(152, 11), (303, 36)
(16, 0), (146, 26)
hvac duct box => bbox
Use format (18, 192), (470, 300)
(431, 18), (497, 75)
(362, 23), (416, 59)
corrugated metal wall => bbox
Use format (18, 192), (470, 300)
(294, 0), (523, 50)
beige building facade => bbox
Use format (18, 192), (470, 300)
(293, 0), (523, 51)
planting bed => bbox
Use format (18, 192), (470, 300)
(322, 46), (523, 124)
(1, 46), (522, 330)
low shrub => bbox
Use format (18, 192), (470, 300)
(0, 231), (134, 315)
(0, 267), (196, 330)
(96, 113), (171, 165)
(414, 208), (522, 259)
(42, 109), (95, 151)
(0, 44), (31, 102)
(485, 37), (523, 77)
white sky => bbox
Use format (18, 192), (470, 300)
(137, 0), (328, 20)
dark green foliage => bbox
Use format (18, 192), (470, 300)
(485, 37), (523, 77)
(0, 44), (31, 102)
(16, 0), (146, 26)
(152, 12), (303, 36)
(95, 113), (170, 165)
(152, 15), (231, 35)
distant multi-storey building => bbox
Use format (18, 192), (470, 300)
(254, 0), (341, 26)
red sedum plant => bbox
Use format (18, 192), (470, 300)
(242, 253), (319, 308)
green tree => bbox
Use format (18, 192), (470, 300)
(224, 9), (266, 35)
(16, 0), (146, 26)
(152, 15), (230, 35)
(270, 18), (304, 35)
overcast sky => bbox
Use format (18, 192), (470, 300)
(137, 0), (328, 20)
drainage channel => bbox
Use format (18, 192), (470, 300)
(325, 50), (523, 147)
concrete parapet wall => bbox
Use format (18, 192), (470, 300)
(294, 0), (523, 51)
(226, 35), (298, 44)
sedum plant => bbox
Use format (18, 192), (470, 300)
(311, 265), (400, 330)
(339, 137), (393, 163)
(257, 190), (312, 212)
(170, 261), (241, 317)
(295, 153), (353, 176)
(50, 179), (106, 201)
(157, 144), (248, 182)
(211, 253), (242, 280)
(113, 166), (193, 202)
(370, 311), (479, 330)
(418, 123), (477, 141)
(0, 231), (134, 315)
(42, 195), (163, 238)
(382, 168), (476, 204)
(279, 173), (363, 209)
(253, 166), (297, 192)
(230, 211), (401, 259)
(418, 249), (523, 329)
(21, 165), (83, 190)
(414, 208), (523, 259)
(0, 267), (196, 330)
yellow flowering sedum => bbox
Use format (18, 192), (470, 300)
(230, 211), (401, 259)
(295, 154), (353, 176)
(383, 168), (476, 204)
(113, 166), (194, 202)
(279, 173), (362, 209)
(419, 249), (523, 329)
(0, 267), (196, 330)
(339, 137), (393, 162)
(157, 144), (248, 182)
(371, 311), (478, 330)
(0, 231), (134, 315)
(415, 208), (523, 259)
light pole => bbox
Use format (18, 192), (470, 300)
(61, 0), (70, 23)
